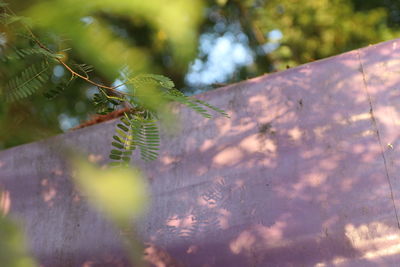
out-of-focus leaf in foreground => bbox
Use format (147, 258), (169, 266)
(0, 213), (37, 267)
(71, 157), (148, 224)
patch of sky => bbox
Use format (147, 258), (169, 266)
(81, 16), (94, 25)
(186, 23), (254, 90)
(58, 113), (79, 131)
(0, 33), (7, 54)
(51, 65), (65, 83)
(0, 33), (6, 47)
(85, 86), (98, 99)
(85, 67), (129, 101)
(111, 66), (132, 93)
(112, 78), (127, 91)
(258, 29), (283, 55)
(268, 29), (283, 41)
(258, 43), (279, 55)
(53, 65), (65, 78)
(58, 71), (128, 132)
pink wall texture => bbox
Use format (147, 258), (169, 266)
(2, 39), (400, 266)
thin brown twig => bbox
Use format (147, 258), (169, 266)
(34, 37), (131, 96)
(5, 5), (132, 97)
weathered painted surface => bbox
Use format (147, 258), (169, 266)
(2, 39), (400, 266)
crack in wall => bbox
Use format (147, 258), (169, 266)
(357, 50), (400, 229)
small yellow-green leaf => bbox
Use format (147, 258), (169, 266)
(216, 0), (228, 6)
(0, 214), (38, 267)
(71, 158), (148, 223)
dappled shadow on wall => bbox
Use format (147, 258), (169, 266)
(1, 41), (400, 266)
(140, 42), (400, 266)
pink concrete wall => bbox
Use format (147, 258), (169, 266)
(1, 39), (400, 266)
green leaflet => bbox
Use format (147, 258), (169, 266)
(112, 142), (124, 149)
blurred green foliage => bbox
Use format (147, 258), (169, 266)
(72, 156), (148, 224)
(199, 0), (399, 77)
(257, 0), (396, 69)
(1, 0), (400, 149)
(71, 156), (148, 265)
(0, 212), (37, 267)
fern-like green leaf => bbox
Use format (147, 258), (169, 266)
(128, 73), (175, 89)
(104, 71), (226, 166)
(192, 98), (230, 118)
(133, 118), (160, 162)
(5, 61), (50, 102)
(162, 88), (230, 118)
(164, 89), (212, 118)
(109, 113), (136, 166)
(1, 47), (61, 65)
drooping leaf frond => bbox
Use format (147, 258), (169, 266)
(4, 61), (50, 102)
(164, 88), (229, 118)
(133, 117), (160, 162)
(164, 88), (212, 118)
(192, 98), (230, 118)
(109, 114), (136, 167)
(128, 73), (175, 90)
